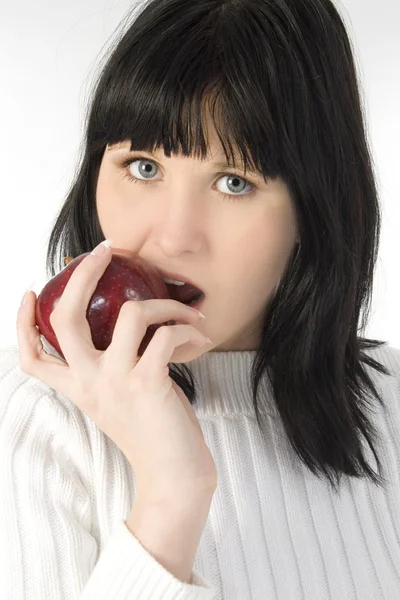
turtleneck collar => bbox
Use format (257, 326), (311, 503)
(175, 350), (280, 419)
(40, 335), (280, 419)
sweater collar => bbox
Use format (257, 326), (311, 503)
(179, 350), (280, 418)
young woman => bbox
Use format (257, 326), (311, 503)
(2, 0), (400, 598)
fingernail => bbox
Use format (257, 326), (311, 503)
(189, 308), (206, 319)
(20, 290), (30, 306)
(20, 280), (36, 306)
(204, 337), (213, 345)
(91, 239), (113, 256)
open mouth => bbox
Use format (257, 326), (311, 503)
(164, 281), (205, 307)
(184, 292), (205, 309)
(164, 292), (206, 327)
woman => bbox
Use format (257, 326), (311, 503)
(2, 0), (400, 598)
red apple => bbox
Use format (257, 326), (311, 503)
(35, 247), (171, 362)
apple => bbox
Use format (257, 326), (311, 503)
(35, 247), (171, 362)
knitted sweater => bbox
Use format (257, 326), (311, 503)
(0, 341), (400, 599)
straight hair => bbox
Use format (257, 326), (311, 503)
(45, 0), (393, 493)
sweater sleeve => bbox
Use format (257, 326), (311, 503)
(0, 346), (216, 600)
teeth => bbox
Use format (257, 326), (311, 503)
(163, 276), (186, 286)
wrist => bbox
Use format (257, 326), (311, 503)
(135, 480), (216, 509)
(126, 491), (214, 584)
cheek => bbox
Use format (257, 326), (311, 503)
(96, 165), (132, 238)
(96, 201), (121, 240)
(226, 215), (296, 300)
(96, 167), (114, 226)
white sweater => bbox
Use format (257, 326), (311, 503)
(1, 341), (400, 599)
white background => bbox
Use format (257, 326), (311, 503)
(0, 0), (399, 350)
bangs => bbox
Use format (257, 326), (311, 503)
(100, 82), (278, 185)
(89, 2), (287, 184)
(47, 0), (390, 493)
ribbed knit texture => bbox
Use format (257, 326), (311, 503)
(0, 341), (400, 599)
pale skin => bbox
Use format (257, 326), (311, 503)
(96, 112), (300, 364)
(17, 115), (300, 585)
(94, 114), (300, 584)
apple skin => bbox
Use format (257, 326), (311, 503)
(35, 247), (171, 362)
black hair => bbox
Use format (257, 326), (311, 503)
(45, 0), (393, 494)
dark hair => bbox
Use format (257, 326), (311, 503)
(45, 0), (393, 494)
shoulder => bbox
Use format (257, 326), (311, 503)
(359, 342), (400, 417)
(0, 344), (95, 459)
(0, 344), (74, 415)
(360, 341), (400, 380)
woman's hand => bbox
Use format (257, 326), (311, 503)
(16, 244), (218, 502)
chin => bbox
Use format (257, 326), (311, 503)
(170, 344), (211, 364)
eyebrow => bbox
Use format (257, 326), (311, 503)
(107, 144), (261, 177)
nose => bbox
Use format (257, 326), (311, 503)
(154, 193), (204, 256)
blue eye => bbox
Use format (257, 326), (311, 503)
(119, 156), (258, 202)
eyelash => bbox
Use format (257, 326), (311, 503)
(119, 155), (258, 202)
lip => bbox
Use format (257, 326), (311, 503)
(157, 268), (204, 297)
(188, 293), (206, 312)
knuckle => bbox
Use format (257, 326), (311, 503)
(50, 305), (72, 328)
(122, 299), (140, 312)
(156, 324), (175, 343)
(174, 299), (187, 310)
(49, 308), (63, 326)
(120, 300), (141, 319)
(169, 299), (186, 312)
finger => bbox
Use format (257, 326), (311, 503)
(49, 243), (112, 376)
(132, 323), (211, 389)
(102, 299), (206, 377)
(16, 290), (74, 397)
